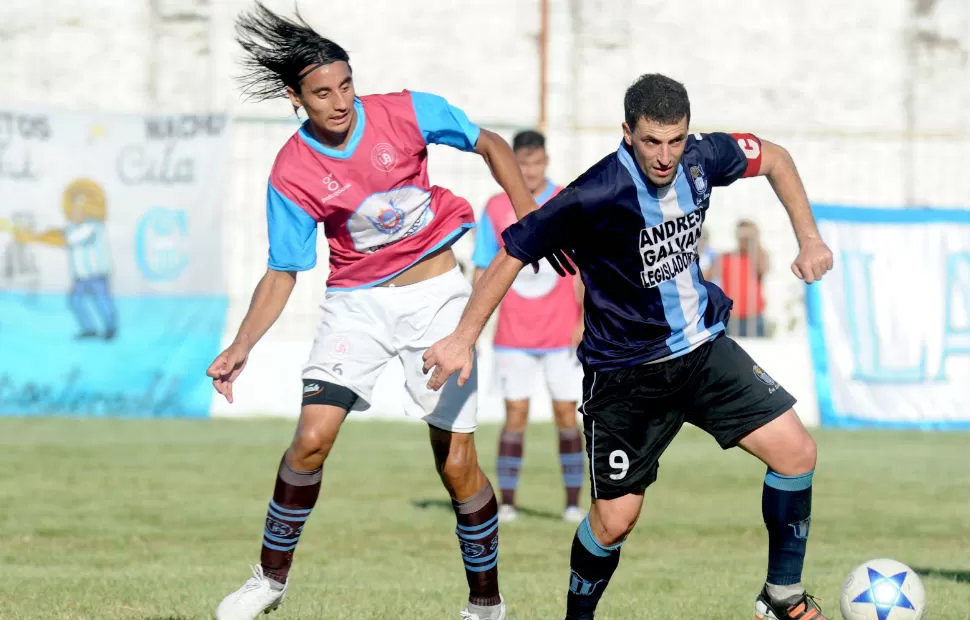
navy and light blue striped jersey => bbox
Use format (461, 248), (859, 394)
(501, 132), (763, 371)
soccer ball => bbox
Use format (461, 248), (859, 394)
(840, 558), (926, 620)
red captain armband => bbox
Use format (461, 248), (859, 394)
(730, 133), (762, 177)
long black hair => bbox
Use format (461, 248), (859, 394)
(235, 2), (351, 101)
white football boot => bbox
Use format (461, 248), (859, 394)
(562, 505), (586, 522)
(460, 595), (506, 620)
(497, 504), (518, 522)
(215, 565), (286, 620)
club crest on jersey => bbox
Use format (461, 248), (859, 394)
(371, 142), (397, 172)
(368, 203), (406, 235)
(689, 164), (707, 194)
(346, 186), (434, 253)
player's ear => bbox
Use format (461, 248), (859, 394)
(285, 86), (303, 111)
(622, 122), (633, 146)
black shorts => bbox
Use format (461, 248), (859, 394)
(580, 335), (796, 500)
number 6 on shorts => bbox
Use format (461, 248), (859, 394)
(608, 449), (629, 480)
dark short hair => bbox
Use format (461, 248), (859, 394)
(512, 129), (545, 152)
(235, 1), (351, 101)
(623, 74), (690, 128)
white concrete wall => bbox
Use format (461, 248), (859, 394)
(1, 0), (967, 423)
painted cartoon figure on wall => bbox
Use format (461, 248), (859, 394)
(13, 178), (118, 339)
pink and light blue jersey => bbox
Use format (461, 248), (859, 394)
(472, 181), (582, 352)
(266, 90), (480, 290)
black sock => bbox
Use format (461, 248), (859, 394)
(565, 516), (623, 619)
(763, 469), (813, 588)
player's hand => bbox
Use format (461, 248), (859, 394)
(570, 323), (585, 351)
(422, 333), (475, 391)
(206, 342), (250, 403)
(792, 237), (833, 284)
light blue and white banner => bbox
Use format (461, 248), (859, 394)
(806, 205), (970, 429)
(0, 109), (230, 416)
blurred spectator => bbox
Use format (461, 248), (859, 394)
(719, 219), (768, 338)
(697, 228), (719, 285)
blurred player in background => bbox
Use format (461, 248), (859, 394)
(424, 74), (834, 620)
(471, 130), (586, 523)
(204, 4), (568, 619)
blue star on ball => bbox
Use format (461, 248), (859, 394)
(852, 567), (915, 620)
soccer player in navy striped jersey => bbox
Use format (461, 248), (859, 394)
(424, 74), (834, 620)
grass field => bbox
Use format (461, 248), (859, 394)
(0, 417), (968, 619)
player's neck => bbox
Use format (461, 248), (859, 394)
(531, 179), (550, 198)
(307, 109), (358, 151)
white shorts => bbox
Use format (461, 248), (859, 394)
(302, 266), (478, 432)
(493, 348), (583, 403)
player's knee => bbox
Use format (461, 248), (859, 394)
(504, 401), (529, 433)
(773, 431), (817, 476)
(793, 433), (818, 473)
(436, 440), (477, 484)
(291, 423), (338, 462)
(591, 502), (639, 546)
(552, 401), (578, 429)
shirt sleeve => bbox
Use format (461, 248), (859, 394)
(408, 91), (481, 152)
(501, 185), (585, 265)
(266, 181), (318, 272)
(471, 209), (501, 269)
(698, 132), (763, 186)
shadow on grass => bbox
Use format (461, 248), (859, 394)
(912, 567), (970, 584)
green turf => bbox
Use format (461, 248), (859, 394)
(0, 417), (967, 619)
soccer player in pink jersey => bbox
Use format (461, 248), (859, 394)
(471, 130), (586, 524)
(205, 5), (569, 619)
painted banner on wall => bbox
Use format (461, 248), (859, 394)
(806, 205), (970, 429)
(0, 110), (230, 416)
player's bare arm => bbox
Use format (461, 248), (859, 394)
(475, 129), (539, 221)
(757, 140), (834, 284)
(424, 248), (524, 390)
(206, 268), (296, 403)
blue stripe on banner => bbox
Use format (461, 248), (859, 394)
(268, 506), (308, 523)
(812, 204), (970, 224)
(456, 515), (498, 534)
(804, 284), (836, 427)
(765, 470), (814, 492)
(0, 293), (227, 417)
(262, 539), (299, 552)
(456, 523), (499, 541)
(269, 500), (312, 516)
